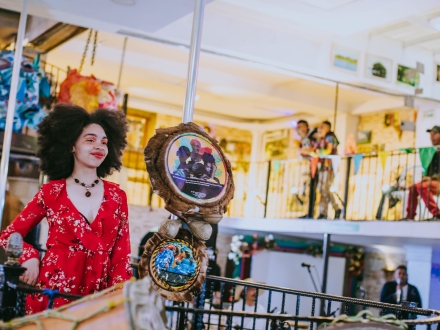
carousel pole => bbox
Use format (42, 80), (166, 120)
(182, 0), (205, 124)
(0, 0), (29, 228)
(172, 0), (206, 220)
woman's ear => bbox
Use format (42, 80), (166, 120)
(71, 146), (75, 153)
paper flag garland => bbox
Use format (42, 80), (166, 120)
(379, 151), (388, 170)
(328, 155), (341, 174)
(353, 154), (364, 175)
(419, 147), (437, 174)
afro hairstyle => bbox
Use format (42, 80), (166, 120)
(36, 103), (128, 180)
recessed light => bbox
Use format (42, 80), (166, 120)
(195, 95), (200, 101)
(112, 0), (135, 5)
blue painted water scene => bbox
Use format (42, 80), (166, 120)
(332, 46), (359, 72)
(153, 240), (199, 289)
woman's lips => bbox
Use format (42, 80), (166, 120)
(91, 152), (104, 159)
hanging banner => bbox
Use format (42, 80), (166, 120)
(311, 157), (319, 178)
(399, 148), (415, 154)
(419, 147), (437, 174)
(328, 155), (341, 174)
(353, 154), (364, 175)
(379, 151), (388, 170)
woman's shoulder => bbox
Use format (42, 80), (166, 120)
(40, 179), (66, 193)
(102, 180), (127, 196)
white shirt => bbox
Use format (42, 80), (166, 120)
(230, 300), (267, 330)
(396, 284), (408, 302)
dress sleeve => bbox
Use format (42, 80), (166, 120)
(0, 187), (46, 263)
(108, 190), (132, 286)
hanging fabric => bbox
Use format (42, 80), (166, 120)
(0, 50), (48, 134)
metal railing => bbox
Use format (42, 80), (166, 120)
(226, 148), (438, 221)
(2, 262), (439, 329)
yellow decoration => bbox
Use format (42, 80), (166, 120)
(379, 151), (388, 170)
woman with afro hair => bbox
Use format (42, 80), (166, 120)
(0, 104), (132, 314)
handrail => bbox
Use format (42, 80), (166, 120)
(206, 275), (436, 316)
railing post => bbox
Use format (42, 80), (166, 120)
(321, 233), (331, 316)
(264, 161), (271, 218)
(342, 156), (352, 219)
(308, 169), (318, 218)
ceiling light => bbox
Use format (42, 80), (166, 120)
(195, 95), (200, 101)
(112, 0), (135, 5)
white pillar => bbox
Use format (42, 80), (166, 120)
(333, 113), (359, 155)
(244, 129), (264, 218)
(0, 0), (29, 228)
(429, 248), (440, 310)
(405, 245), (432, 309)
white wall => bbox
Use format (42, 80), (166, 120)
(251, 250), (346, 316)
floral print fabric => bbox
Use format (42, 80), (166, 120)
(0, 179), (132, 314)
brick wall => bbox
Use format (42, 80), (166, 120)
(357, 110), (416, 152)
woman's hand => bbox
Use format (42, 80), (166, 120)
(20, 258), (40, 286)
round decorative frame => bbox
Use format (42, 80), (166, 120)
(139, 229), (208, 302)
(144, 122), (234, 217)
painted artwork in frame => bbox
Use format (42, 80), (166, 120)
(397, 64), (419, 87)
(331, 45), (359, 73)
(365, 54), (392, 81)
(436, 63), (440, 83)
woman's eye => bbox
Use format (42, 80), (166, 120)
(86, 139), (95, 143)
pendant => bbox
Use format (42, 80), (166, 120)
(85, 191), (91, 197)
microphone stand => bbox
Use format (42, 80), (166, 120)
(304, 264), (330, 316)
(304, 265), (320, 293)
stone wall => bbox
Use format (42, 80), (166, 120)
(357, 110), (416, 152)
(359, 248), (406, 314)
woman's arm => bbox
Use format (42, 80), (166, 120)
(108, 190), (132, 286)
(0, 187), (47, 284)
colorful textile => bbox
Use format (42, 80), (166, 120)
(0, 179), (132, 314)
(0, 51), (48, 133)
(57, 69), (118, 111)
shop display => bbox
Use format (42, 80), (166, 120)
(57, 69), (118, 111)
(0, 51), (49, 133)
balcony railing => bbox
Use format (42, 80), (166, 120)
(115, 146), (438, 221)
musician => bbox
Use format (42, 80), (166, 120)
(380, 265), (422, 318)
(0, 104), (132, 314)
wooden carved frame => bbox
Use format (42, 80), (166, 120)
(144, 122), (235, 216)
(139, 229), (208, 301)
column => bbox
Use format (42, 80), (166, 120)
(332, 113), (360, 154)
(244, 129), (264, 218)
(405, 245), (432, 309)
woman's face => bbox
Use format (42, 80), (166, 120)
(72, 124), (108, 170)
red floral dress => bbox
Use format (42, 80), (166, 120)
(0, 179), (132, 314)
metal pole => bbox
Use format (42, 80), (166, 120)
(333, 83), (339, 131)
(170, 0), (205, 222)
(182, 0), (205, 124)
(320, 233), (331, 316)
(0, 0), (29, 228)
(322, 233), (330, 294)
(117, 37), (128, 90)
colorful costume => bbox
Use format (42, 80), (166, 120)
(317, 132), (340, 217)
(0, 179), (132, 314)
